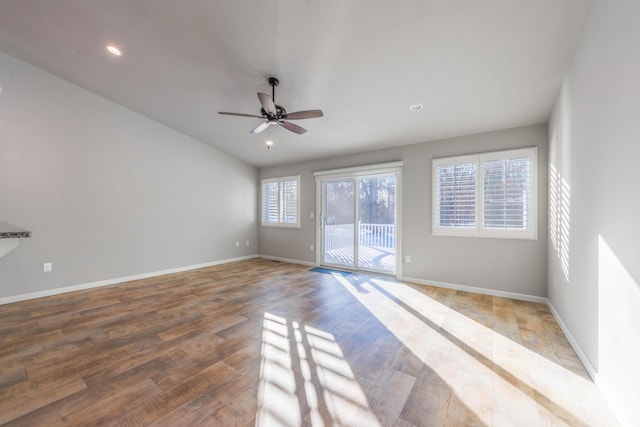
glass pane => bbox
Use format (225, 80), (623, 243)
(358, 176), (396, 273)
(323, 179), (355, 268)
(262, 182), (279, 223)
(483, 157), (530, 229)
(436, 163), (476, 227)
(281, 180), (298, 224)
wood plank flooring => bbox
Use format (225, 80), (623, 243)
(0, 258), (619, 426)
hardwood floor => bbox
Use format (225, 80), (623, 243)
(0, 259), (618, 426)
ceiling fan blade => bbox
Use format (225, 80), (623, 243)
(258, 93), (277, 116)
(249, 121), (271, 135)
(282, 110), (324, 120)
(278, 121), (307, 135)
(219, 112), (264, 119)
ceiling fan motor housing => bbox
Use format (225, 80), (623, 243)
(261, 105), (287, 119)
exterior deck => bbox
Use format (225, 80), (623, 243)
(323, 223), (396, 273)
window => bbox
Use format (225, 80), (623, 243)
(261, 175), (300, 227)
(433, 147), (537, 239)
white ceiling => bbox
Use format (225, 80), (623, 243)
(0, 1), (589, 167)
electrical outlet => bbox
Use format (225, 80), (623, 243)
(245, 240), (250, 246)
(310, 212), (314, 219)
(310, 244), (314, 251)
(235, 241), (240, 248)
(405, 255), (411, 263)
(43, 262), (52, 272)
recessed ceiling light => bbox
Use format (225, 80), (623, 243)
(409, 103), (423, 111)
(106, 45), (122, 56)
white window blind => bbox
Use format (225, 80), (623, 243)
(483, 157), (531, 230)
(281, 179), (298, 224)
(262, 181), (279, 223)
(434, 160), (477, 229)
(433, 147), (536, 239)
(261, 176), (300, 227)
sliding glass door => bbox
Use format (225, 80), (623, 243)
(320, 173), (397, 274)
(357, 175), (396, 272)
(322, 179), (356, 269)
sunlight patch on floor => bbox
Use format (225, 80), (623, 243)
(333, 273), (599, 426)
(333, 273), (491, 424)
(256, 312), (381, 427)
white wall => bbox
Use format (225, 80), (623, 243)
(548, 0), (640, 425)
(260, 124), (548, 298)
(0, 51), (258, 300)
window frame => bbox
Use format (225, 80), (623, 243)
(432, 147), (537, 240)
(261, 175), (301, 228)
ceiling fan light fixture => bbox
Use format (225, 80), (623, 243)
(265, 127), (274, 150)
(106, 45), (122, 56)
(409, 103), (423, 111)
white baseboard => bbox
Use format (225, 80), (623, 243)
(545, 299), (598, 381)
(258, 254), (316, 267)
(399, 275), (548, 304)
(0, 255), (258, 306)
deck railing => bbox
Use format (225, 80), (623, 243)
(324, 223), (396, 252)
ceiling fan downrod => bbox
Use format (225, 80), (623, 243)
(268, 77), (279, 102)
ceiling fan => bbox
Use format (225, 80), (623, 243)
(219, 77), (323, 135)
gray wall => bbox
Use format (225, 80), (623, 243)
(0, 51), (258, 299)
(260, 124), (548, 297)
(548, 0), (640, 425)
